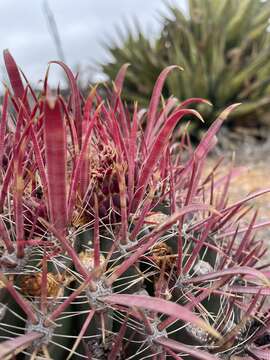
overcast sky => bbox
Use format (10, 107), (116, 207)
(0, 0), (186, 88)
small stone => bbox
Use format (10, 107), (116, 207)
(78, 249), (105, 271)
(193, 260), (213, 276)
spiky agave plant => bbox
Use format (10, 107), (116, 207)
(102, 0), (270, 138)
(0, 51), (270, 360)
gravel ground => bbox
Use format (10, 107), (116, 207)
(206, 132), (270, 254)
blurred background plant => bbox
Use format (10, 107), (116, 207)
(102, 0), (270, 139)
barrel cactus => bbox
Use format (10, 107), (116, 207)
(0, 51), (270, 360)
